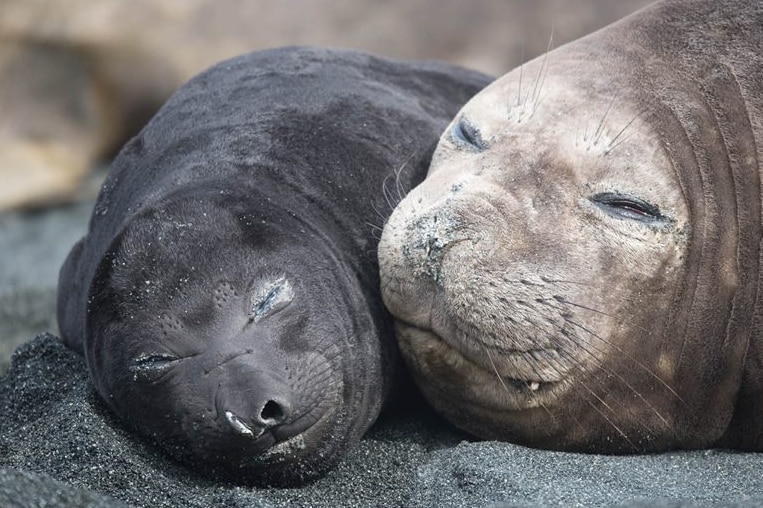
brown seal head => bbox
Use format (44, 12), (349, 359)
(379, 0), (763, 453)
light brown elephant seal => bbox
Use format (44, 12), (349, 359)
(378, 0), (763, 453)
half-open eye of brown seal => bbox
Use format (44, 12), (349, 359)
(590, 192), (668, 224)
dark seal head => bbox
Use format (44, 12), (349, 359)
(379, 0), (763, 453)
(57, 47), (491, 485)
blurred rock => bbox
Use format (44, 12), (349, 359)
(0, 0), (653, 210)
(0, 200), (93, 372)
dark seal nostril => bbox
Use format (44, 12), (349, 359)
(411, 213), (458, 272)
(260, 399), (288, 425)
(224, 399), (290, 438)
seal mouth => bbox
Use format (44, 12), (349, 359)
(476, 361), (555, 396)
(396, 318), (563, 393)
(504, 378), (544, 393)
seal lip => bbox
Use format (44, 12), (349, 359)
(395, 317), (562, 393)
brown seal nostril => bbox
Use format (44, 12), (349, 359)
(411, 213), (456, 263)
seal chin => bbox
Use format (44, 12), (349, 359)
(236, 402), (341, 470)
(148, 365), (346, 485)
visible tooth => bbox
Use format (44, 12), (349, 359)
(225, 410), (265, 438)
(529, 382), (540, 391)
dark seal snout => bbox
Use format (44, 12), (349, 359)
(224, 396), (292, 439)
(210, 353), (296, 440)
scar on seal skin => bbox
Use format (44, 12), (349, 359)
(56, 46), (491, 485)
(379, 0), (763, 454)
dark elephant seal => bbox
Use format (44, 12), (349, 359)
(379, 0), (763, 453)
(56, 46), (491, 485)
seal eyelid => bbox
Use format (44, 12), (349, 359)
(451, 116), (487, 151)
(250, 276), (295, 322)
(129, 354), (181, 383)
(590, 192), (667, 223)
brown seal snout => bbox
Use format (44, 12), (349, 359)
(406, 210), (464, 283)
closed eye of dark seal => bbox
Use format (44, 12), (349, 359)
(56, 46), (491, 485)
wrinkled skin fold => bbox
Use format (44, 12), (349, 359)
(57, 47), (491, 485)
(379, 0), (763, 453)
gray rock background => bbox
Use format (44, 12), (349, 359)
(0, 199), (93, 372)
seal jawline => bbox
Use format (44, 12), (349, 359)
(395, 318), (560, 391)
